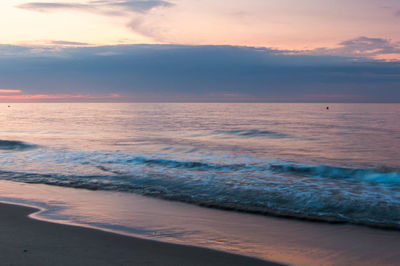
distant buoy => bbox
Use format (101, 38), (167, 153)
(326, 106), (329, 110)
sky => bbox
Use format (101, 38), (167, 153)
(0, 0), (399, 102)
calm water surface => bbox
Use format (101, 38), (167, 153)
(0, 103), (399, 228)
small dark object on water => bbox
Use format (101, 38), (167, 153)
(23, 249), (28, 253)
(8, 105), (11, 107)
(326, 106), (329, 110)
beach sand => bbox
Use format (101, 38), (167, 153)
(0, 203), (280, 266)
(1, 180), (400, 265)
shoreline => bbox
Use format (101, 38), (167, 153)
(0, 202), (279, 266)
(1, 180), (400, 265)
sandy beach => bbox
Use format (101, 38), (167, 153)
(1, 180), (400, 265)
(0, 202), (280, 266)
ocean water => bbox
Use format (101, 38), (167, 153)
(0, 103), (399, 228)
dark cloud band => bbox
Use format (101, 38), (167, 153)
(18, 0), (173, 13)
(0, 44), (399, 102)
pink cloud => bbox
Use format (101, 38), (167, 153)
(0, 89), (22, 93)
(0, 93), (120, 102)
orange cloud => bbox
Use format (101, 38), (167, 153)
(0, 93), (120, 102)
(0, 89), (22, 93)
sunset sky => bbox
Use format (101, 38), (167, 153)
(0, 0), (399, 102)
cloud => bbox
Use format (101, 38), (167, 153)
(0, 93), (120, 102)
(18, 2), (89, 12)
(18, 1), (174, 42)
(0, 44), (399, 102)
(113, 0), (172, 13)
(0, 89), (21, 94)
(339, 37), (398, 54)
(18, 1), (174, 40)
(0, 45), (38, 56)
(127, 17), (165, 41)
(50, 40), (90, 46)
(18, 0), (173, 14)
(308, 36), (400, 60)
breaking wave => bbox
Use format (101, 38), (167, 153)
(270, 163), (400, 184)
(0, 149), (399, 229)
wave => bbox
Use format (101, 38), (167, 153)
(102, 156), (400, 185)
(0, 152), (399, 229)
(104, 156), (248, 171)
(212, 129), (290, 138)
(269, 163), (400, 184)
(96, 155), (400, 185)
(0, 140), (37, 151)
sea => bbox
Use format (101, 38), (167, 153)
(0, 103), (400, 264)
(0, 103), (400, 265)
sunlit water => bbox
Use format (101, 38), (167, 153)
(0, 103), (399, 228)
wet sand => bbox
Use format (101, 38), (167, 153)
(1, 180), (400, 265)
(0, 203), (280, 266)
